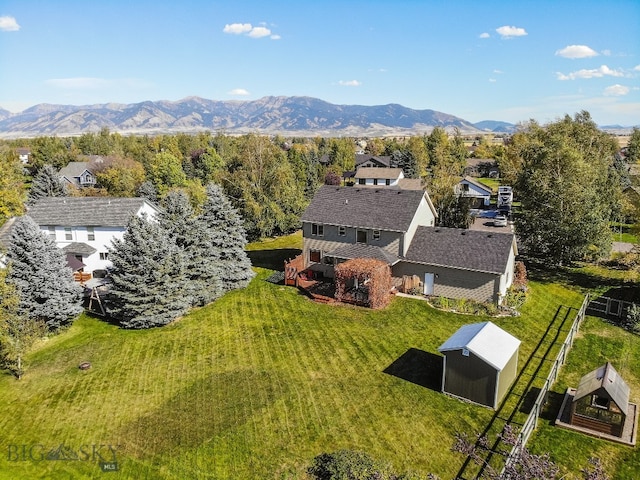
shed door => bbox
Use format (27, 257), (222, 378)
(424, 273), (435, 295)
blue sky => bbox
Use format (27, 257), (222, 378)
(0, 0), (639, 125)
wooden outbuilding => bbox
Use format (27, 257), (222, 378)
(570, 363), (630, 438)
(438, 321), (520, 409)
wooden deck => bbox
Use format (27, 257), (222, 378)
(297, 279), (336, 304)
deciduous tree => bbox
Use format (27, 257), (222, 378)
(512, 112), (619, 265)
(0, 149), (26, 224)
(0, 266), (47, 379)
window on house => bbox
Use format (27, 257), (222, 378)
(309, 250), (321, 263)
(311, 223), (324, 236)
(358, 179), (365, 185)
(591, 395), (610, 409)
(338, 226), (346, 236)
(462, 183), (469, 192)
(87, 227), (95, 241)
(385, 179), (391, 186)
(373, 230), (380, 241)
(64, 227), (72, 241)
(373, 179), (379, 185)
(47, 226), (56, 239)
(356, 230), (367, 243)
(99, 252), (109, 261)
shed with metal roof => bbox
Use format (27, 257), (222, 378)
(438, 321), (520, 409)
(570, 362), (630, 437)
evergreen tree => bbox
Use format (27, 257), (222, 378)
(200, 184), (255, 292)
(158, 191), (223, 306)
(107, 215), (190, 329)
(390, 149), (418, 178)
(27, 164), (67, 204)
(137, 180), (158, 203)
(6, 216), (83, 330)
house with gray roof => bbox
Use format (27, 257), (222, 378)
(455, 176), (493, 208)
(59, 162), (97, 188)
(301, 185), (517, 304)
(25, 197), (160, 274)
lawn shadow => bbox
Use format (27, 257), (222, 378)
(383, 348), (442, 391)
(247, 248), (302, 271)
(587, 286), (640, 323)
(519, 386), (566, 424)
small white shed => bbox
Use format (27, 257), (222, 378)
(438, 321), (520, 409)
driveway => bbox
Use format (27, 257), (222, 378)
(469, 209), (513, 233)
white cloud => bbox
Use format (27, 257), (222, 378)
(604, 84), (630, 96)
(555, 45), (598, 59)
(634, 65), (640, 71)
(0, 15), (20, 31)
(556, 65), (624, 80)
(496, 25), (527, 38)
(223, 23), (252, 35)
(223, 22), (278, 39)
(489, 78), (497, 83)
(228, 88), (250, 96)
(248, 26), (271, 38)
(493, 69), (504, 74)
(479, 32), (490, 39)
(601, 49), (611, 56)
(338, 80), (362, 87)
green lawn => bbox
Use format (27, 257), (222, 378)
(0, 233), (635, 479)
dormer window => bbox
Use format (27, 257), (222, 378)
(373, 230), (380, 241)
(64, 227), (73, 241)
(87, 226), (95, 241)
(311, 223), (324, 236)
(338, 226), (346, 236)
(47, 226), (56, 239)
(356, 230), (367, 243)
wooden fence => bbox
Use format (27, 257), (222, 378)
(501, 293), (590, 477)
(587, 295), (634, 319)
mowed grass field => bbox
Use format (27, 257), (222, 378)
(0, 233), (636, 479)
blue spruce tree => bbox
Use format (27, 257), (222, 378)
(107, 214), (190, 329)
(200, 184), (255, 292)
(7, 216), (83, 330)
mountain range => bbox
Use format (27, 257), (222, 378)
(0, 96), (518, 139)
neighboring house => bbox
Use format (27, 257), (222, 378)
(354, 167), (423, 190)
(16, 148), (31, 164)
(26, 197), (161, 274)
(59, 162), (97, 188)
(438, 321), (520, 409)
(464, 158), (498, 178)
(301, 185), (517, 304)
(355, 154), (391, 168)
(455, 176), (493, 208)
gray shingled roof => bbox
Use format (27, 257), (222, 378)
(0, 217), (17, 250)
(326, 243), (399, 265)
(574, 363), (630, 414)
(301, 185), (426, 232)
(58, 162), (94, 181)
(27, 197), (155, 227)
(404, 226), (515, 274)
(355, 154), (391, 167)
(62, 242), (97, 255)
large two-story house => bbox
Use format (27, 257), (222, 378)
(301, 185), (517, 304)
(59, 162), (98, 189)
(26, 197), (160, 274)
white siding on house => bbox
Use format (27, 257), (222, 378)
(403, 196), (436, 256)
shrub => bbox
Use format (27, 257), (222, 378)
(623, 303), (640, 334)
(308, 450), (393, 480)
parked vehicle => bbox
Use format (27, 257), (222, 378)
(494, 215), (508, 227)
